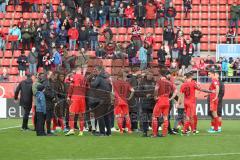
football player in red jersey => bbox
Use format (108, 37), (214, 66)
(65, 68), (87, 136)
(152, 72), (177, 137)
(208, 70), (220, 133)
(112, 71), (135, 134)
(180, 72), (211, 135)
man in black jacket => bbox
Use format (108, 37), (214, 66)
(190, 26), (203, 57)
(78, 26), (89, 49)
(90, 66), (113, 136)
(14, 74), (33, 130)
(134, 2), (146, 27)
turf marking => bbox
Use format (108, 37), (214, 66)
(54, 152), (240, 160)
(0, 125), (21, 131)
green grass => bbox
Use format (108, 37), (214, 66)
(0, 119), (240, 160)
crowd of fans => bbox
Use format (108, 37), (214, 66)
(0, 0), (239, 82)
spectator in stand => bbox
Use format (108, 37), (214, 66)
(99, 1), (108, 27)
(22, 0), (31, 13)
(74, 7), (84, 26)
(190, 26), (202, 57)
(163, 25), (175, 45)
(89, 26), (99, 51)
(114, 43), (127, 59)
(0, 67), (9, 82)
(183, 0), (192, 19)
(96, 43), (106, 58)
(18, 18), (25, 30)
(37, 40), (48, 70)
(51, 17), (61, 34)
(0, 30), (5, 53)
(0, 0), (6, 13)
(156, 1), (165, 28)
(17, 51), (28, 77)
(9, 24), (21, 55)
(131, 22), (142, 49)
(118, 3), (125, 27)
(179, 47), (191, 68)
(124, 4), (135, 27)
(28, 47), (38, 75)
(171, 43), (179, 60)
(31, 0), (38, 12)
(52, 48), (62, 71)
(144, 32), (154, 66)
(234, 58), (240, 82)
(44, 3), (54, 21)
(229, 2), (239, 30)
(103, 26), (113, 44)
(221, 57), (228, 82)
(205, 55), (214, 64)
(21, 22), (33, 51)
(178, 65), (188, 76)
(75, 48), (89, 75)
(126, 40), (137, 67)
(184, 39), (194, 57)
(12, 0), (19, 9)
(227, 57), (234, 82)
(177, 30), (185, 53)
(170, 58), (178, 70)
(78, 26), (89, 49)
(46, 25), (57, 50)
(226, 27), (236, 44)
(145, 2), (157, 27)
(139, 44), (148, 70)
(61, 17), (71, 30)
(34, 27), (43, 52)
(87, 3), (98, 25)
(68, 26), (79, 51)
(104, 41), (116, 58)
(198, 58), (207, 82)
(109, 1), (118, 27)
(157, 44), (167, 67)
(134, 2), (146, 27)
(165, 2), (177, 29)
(43, 53), (53, 72)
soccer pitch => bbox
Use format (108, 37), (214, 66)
(0, 119), (239, 160)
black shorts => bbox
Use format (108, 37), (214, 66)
(217, 99), (223, 117)
(177, 108), (184, 121)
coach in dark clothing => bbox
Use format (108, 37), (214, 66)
(90, 66), (113, 136)
(138, 73), (155, 137)
(14, 74), (33, 130)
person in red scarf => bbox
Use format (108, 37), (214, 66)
(156, 1), (166, 28)
(65, 68), (87, 136)
(183, 39), (194, 56)
(198, 58), (208, 82)
(177, 31), (185, 53)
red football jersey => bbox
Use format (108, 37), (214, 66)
(156, 78), (175, 97)
(68, 74), (87, 98)
(112, 80), (132, 103)
(180, 80), (199, 103)
(209, 78), (219, 99)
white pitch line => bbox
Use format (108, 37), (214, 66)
(0, 125), (21, 131)
(53, 153), (240, 160)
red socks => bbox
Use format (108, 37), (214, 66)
(162, 120), (169, 137)
(193, 115), (198, 131)
(52, 118), (57, 130)
(117, 117), (124, 132)
(125, 116), (132, 132)
(152, 117), (158, 136)
(183, 121), (190, 133)
(58, 118), (64, 130)
(214, 117), (219, 131)
(79, 118), (85, 132)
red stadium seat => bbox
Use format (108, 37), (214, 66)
(201, 27), (209, 34)
(3, 20), (11, 27)
(210, 0), (218, 4)
(210, 5), (218, 12)
(126, 35), (131, 42)
(210, 28), (218, 34)
(201, 43), (208, 51)
(201, 5), (208, 12)
(192, 0), (200, 4)
(14, 50), (21, 58)
(102, 59), (112, 67)
(210, 36), (218, 42)
(4, 51), (12, 58)
(201, 0), (209, 4)
(2, 28), (9, 34)
(12, 59), (18, 66)
(219, 6), (226, 12)
(210, 13), (217, 19)
(52, 0), (60, 4)
(183, 20), (190, 27)
(116, 35), (125, 42)
(210, 20), (218, 27)
(0, 13), (4, 19)
(153, 43), (161, 51)
(175, 0), (183, 4)
(145, 28), (154, 34)
(14, 12), (22, 19)
(219, 13), (227, 19)
(154, 35), (162, 42)
(210, 43), (217, 51)
(1, 59), (11, 66)
(9, 67), (18, 75)
(192, 5), (199, 12)
(88, 51), (96, 57)
(201, 20), (209, 26)
(118, 27), (127, 34)
(7, 5), (14, 12)
(220, 0), (227, 4)
(155, 28), (163, 35)
(201, 35), (208, 42)
(98, 35), (105, 42)
(192, 20), (199, 26)
(23, 13), (31, 19)
(219, 28), (227, 35)
(175, 5), (182, 12)
(5, 13), (13, 19)
(31, 13), (39, 19)
(16, 6), (22, 12)
(113, 59), (124, 67)
(201, 13), (208, 20)
(192, 13), (199, 19)
(110, 27), (117, 34)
